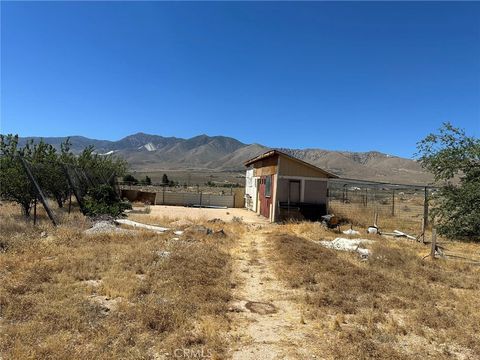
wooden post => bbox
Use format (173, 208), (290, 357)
(391, 189), (395, 216)
(33, 197), (37, 225)
(423, 187), (429, 227)
(62, 164), (86, 215)
(19, 156), (57, 226)
(430, 228), (437, 260)
(421, 187), (429, 243)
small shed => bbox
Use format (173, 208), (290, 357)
(244, 150), (338, 222)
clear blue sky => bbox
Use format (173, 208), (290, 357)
(1, 1), (479, 158)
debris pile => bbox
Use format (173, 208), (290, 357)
(319, 237), (373, 258)
(85, 221), (133, 235)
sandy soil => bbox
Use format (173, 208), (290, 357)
(145, 205), (270, 224)
(228, 227), (321, 359)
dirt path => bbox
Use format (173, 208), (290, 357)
(228, 227), (320, 359)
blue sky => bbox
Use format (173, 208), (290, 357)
(1, 1), (479, 158)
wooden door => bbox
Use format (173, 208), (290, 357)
(259, 175), (273, 219)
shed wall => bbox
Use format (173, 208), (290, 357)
(278, 156), (330, 178)
(304, 180), (328, 204)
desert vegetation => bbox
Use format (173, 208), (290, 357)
(267, 225), (480, 359)
(0, 203), (237, 359)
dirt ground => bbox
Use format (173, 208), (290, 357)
(144, 205), (270, 224)
(228, 228), (321, 359)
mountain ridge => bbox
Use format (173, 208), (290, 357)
(15, 133), (433, 184)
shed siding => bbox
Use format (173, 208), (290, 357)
(304, 180), (328, 204)
(278, 156), (330, 178)
(253, 155), (278, 177)
(276, 178), (290, 203)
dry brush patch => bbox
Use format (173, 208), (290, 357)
(267, 230), (480, 359)
(0, 203), (236, 359)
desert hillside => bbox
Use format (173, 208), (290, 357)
(17, 133), (434, 184)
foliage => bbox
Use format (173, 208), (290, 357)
(83, 184), (132, 217)
(205, 180), (242, 188)
(417, 123), (480, 240)
(0, 133), (129, 219)
(0, 135), (36, 216)
(161, 173), (169, 185)
(123, 174), (139, 184)
(160, 173), (178, 187)
(140, 175), (152, 185)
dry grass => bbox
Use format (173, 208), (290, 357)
(267, 227), (480, 359)
(0, 203), (237, 359)
(330, 201), (425, 235)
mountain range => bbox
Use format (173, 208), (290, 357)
(17, 133), (434, 184)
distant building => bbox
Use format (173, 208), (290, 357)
(244, 150), (338, 222)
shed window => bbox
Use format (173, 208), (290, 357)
(265, 176), (272, 197)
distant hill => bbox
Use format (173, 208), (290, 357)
(16, 133), (434, 184)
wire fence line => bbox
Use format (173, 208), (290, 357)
(327, 178), (437, 235)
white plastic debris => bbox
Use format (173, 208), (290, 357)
(393, 230), (416, 240)
(173, 230), (184, 236)
(319, 237), (373, 257)
(343, 229), (360, 235)
(367, 226), (379, 234)
(115, 219), (169, 232)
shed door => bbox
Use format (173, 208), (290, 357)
(259, 175), (274, 219)
(289, 181), (300, 203)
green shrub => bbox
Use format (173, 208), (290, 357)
(83, 184), (131, 217)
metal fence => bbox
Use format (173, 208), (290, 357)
(121, 188), (236, 208)
(327, 178), (436, 234)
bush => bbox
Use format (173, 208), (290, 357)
(83, 184), (132, 217)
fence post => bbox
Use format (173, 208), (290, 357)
(423, 186), (429, 228)
(391, 189), (395, 216)
(365, 188), (368, 207)
(162, 186), (165, 205)
(62, 164), (86, 215)
(33, 197), (37, 225)
(19, 156), (57, 226)
(423, 186), (428, 228)
(430, 228), (437, 260)
(200, 192), (203, 206)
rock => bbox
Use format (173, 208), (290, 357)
(185, 225), (213, 235)
(40, 231), (48, 238)
(85, 221), (133, 235)
(157, 250), (171, 258)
